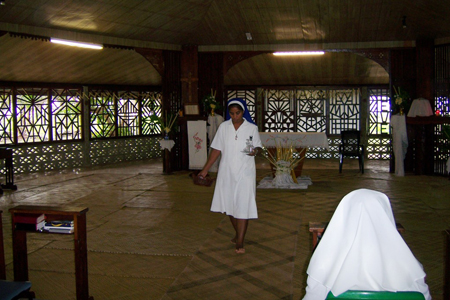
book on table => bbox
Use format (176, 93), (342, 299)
(44, 220), (74, 234)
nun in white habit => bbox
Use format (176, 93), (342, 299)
(198, 98), (262, 254)
(303, 188), (431, 300)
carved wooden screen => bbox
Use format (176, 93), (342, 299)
(296, 89), (327, 132)
(328, 89), (360, 134)
(16, 87), (50, 143)
(51, 88), (82, 141)
(0, 87), (14, 144)
(116, 91), (140, 137)
(263, 89), (295, 132)
(261, 88), (360, 134)
(90, 90), (117, 138)
(141, 91), (163, 135)
(90, 89), (162, 138)
(368, 87), (391, 159)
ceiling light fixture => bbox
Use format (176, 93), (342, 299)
(273, 51), (325, 56)
(245, 32), (252, 41)
(50, 38), (103, 50)
(0, 1), (6, 5)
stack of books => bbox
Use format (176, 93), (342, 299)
(14, 213), (46, 231)
(43, 220), (74, 234)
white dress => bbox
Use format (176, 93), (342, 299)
(303, 188), (431, 300)
(210, 119), (262, 219)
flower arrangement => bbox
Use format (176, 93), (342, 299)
(264, 142), (305, 171)
(393, 86), (411, 115)
(262, 143), (306, 187)
(150, 110), (178, 137)
(202, 89), (222, 116)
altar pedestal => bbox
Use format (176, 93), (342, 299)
(159, 140), (175, 174)
(267, 147), (305, 177)
(259, 132), (329, 177)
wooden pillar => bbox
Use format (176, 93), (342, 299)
(414, 39), (435, 175)
(360, 87), (369, 156)
(416, 39), (434, 102)
(162, 50), (182, 171)
(198, 52), (225, 116)
(179, 46), (207, 170)
(181, 45), (199, 105)
(390, 48), (416, 173)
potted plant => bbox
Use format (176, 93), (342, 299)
(202, 89), (222, 116)
(393, 86), (411, 115)
(150, 111), (178, 139)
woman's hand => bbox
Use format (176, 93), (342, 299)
(198, 169), (208, 179)
(247, 147), (260, 157)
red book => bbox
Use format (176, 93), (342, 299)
(13, 213), (46, 224)
(15, 220), (45, 231)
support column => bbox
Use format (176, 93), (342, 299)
(414, 39), (435, 175)
(416, 39), (434, 102)
(82, 86), (90, 167)
(181, 45), (199, 105)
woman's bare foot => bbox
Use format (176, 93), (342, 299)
(235, 248), (245, 254)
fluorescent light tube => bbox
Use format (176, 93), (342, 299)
(50, 38), (103, 50)
(273, 51), (325, 56)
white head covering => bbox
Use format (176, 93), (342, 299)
(303, 189), (431, 300)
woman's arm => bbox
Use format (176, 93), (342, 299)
(198, 149), (221, 178)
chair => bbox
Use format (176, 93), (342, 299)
(0, 210), (34, 300)
(326, 290), (425, 299)
(339, 130), (364, 174)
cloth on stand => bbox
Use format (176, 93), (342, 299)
(187, 120), (208, 170)
(159, 139), (175, 151)
(391, 115), (408, 176)
(407, 98), (433, 117)
(207, 114), (224, 172)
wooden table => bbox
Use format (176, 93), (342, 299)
(0, 210), (6, 280)
(445, 229), (450, 300)
(9, 205), (93, 300)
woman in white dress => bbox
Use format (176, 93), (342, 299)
(303, 188), (431, 300)
(198, 98), (262, 254)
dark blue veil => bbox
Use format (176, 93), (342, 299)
(225, 98), (255, 124)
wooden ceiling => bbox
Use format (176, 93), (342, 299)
(0, 0), (449, 86)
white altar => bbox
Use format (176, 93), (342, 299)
(257, 132), (328, 189)
(259, 131), (329, 177)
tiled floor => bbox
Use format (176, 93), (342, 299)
(0, 157), (449, 300)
